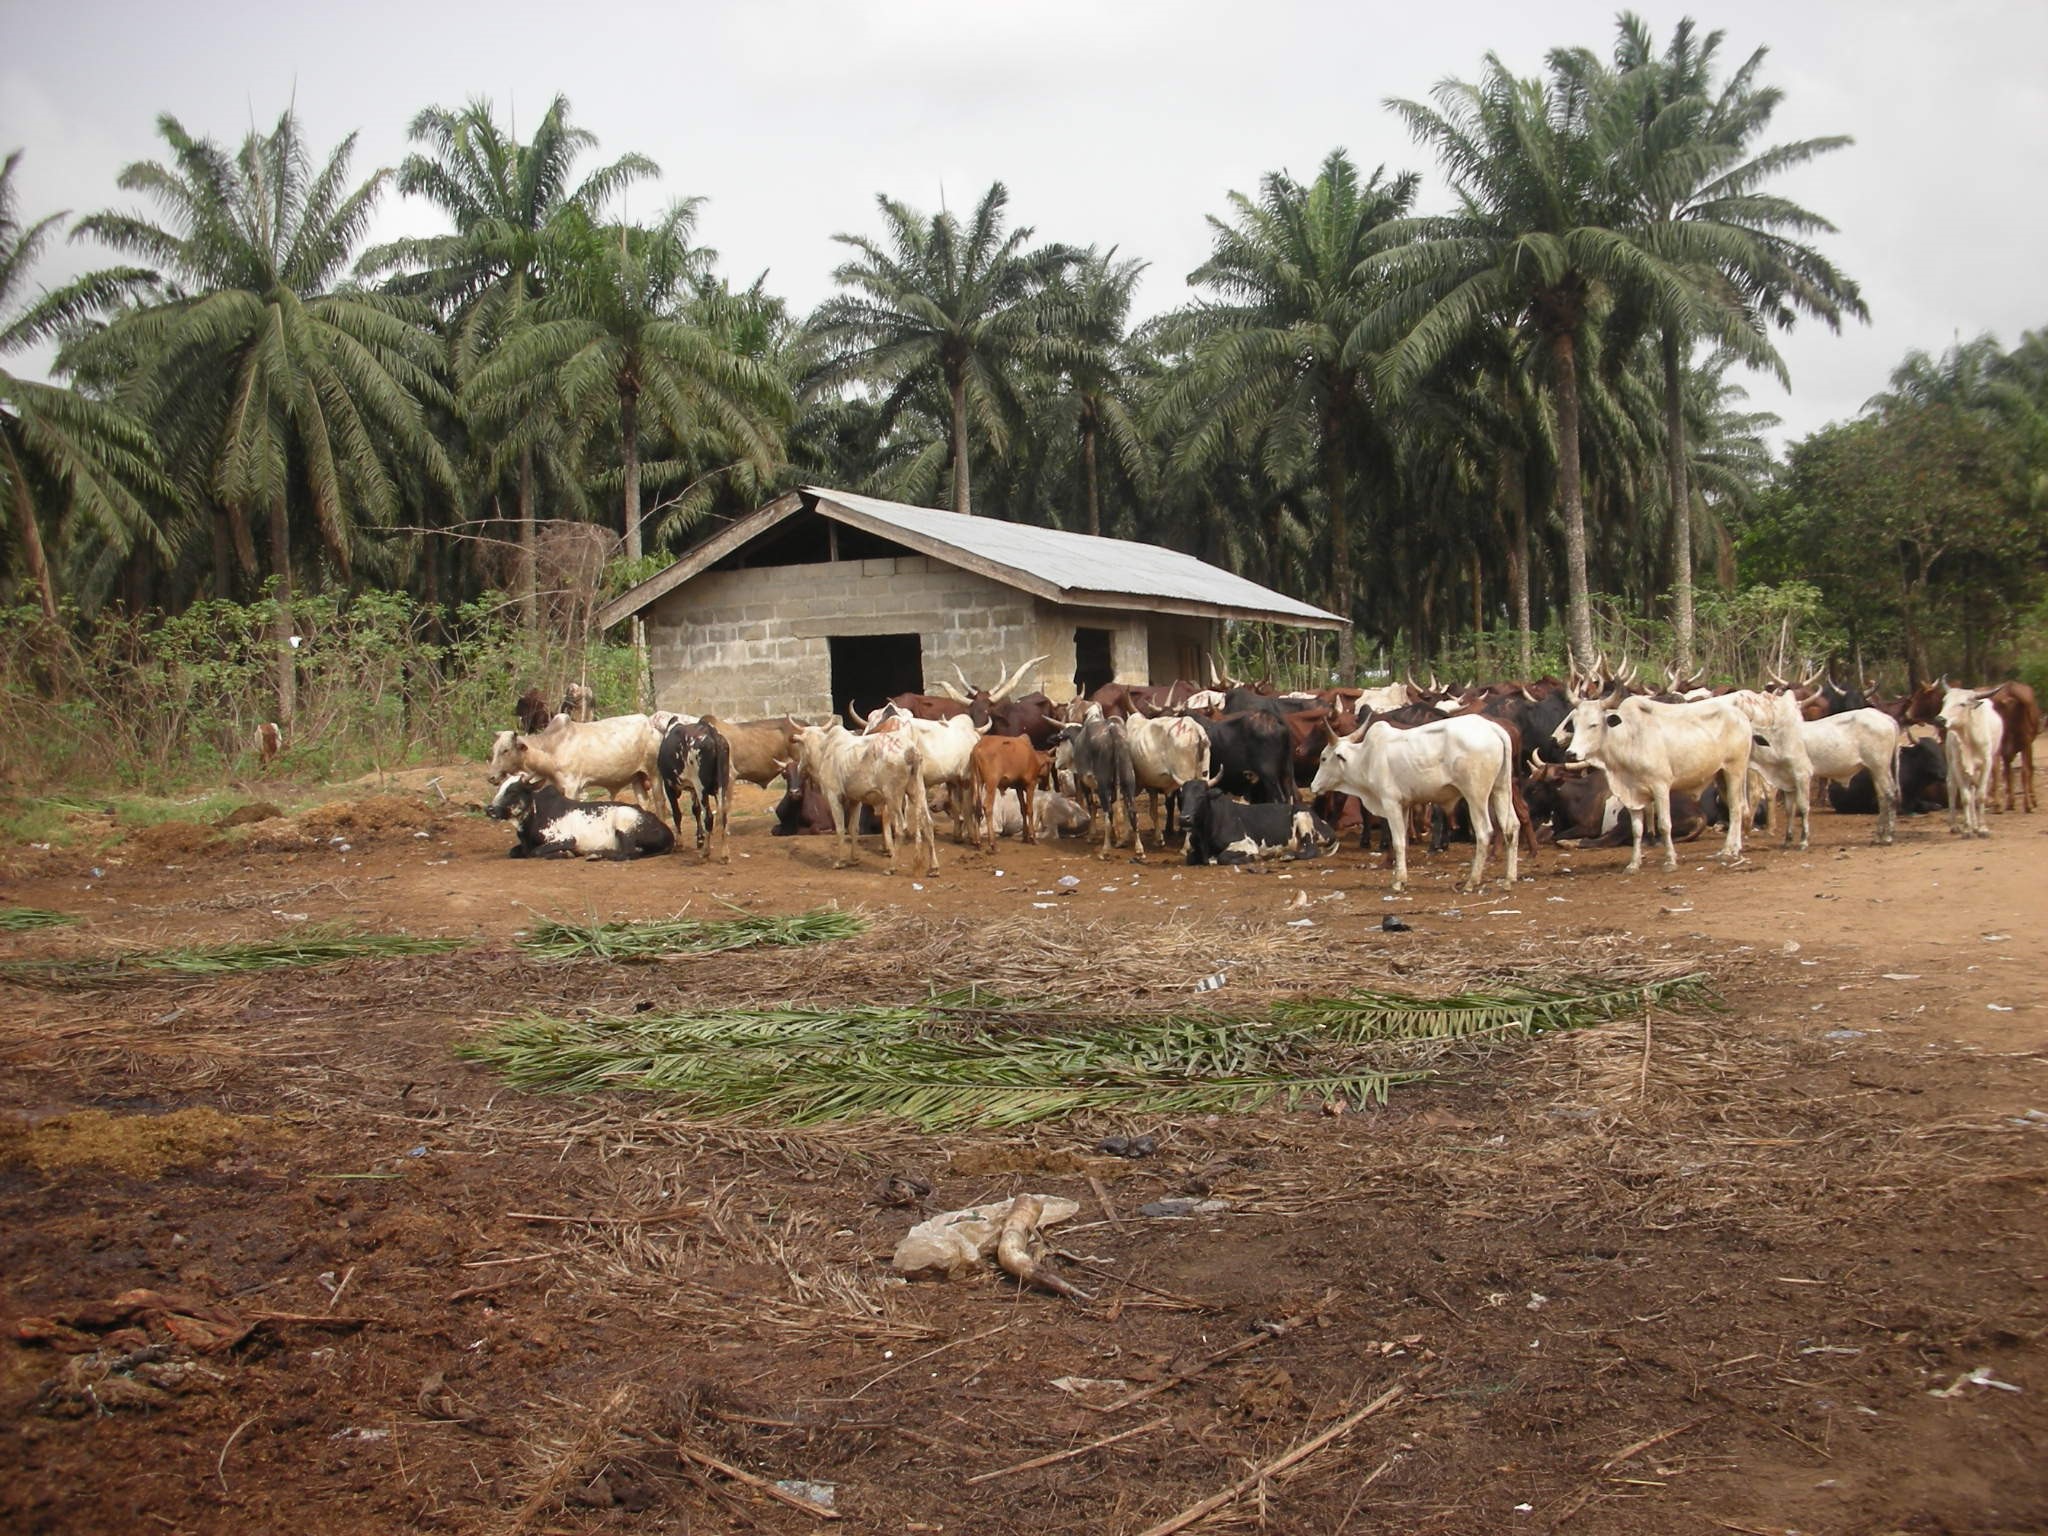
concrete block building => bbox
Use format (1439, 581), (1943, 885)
(596, 486), (1346, 722)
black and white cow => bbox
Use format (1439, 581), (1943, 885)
(658, 719), (733, 863)
(1177, 778), (1336, 865)
(486, 775), (675, 860)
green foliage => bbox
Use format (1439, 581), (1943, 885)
(461, 974), (1709, 1130)
(0, 906), (79, 931)
(518, 908), (868, 963)
(0, 926), (465, 984)
(0, 590), (638, 789)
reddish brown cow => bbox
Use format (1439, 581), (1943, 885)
(885, 692), (971, 722)
(1988, 682), (2040, 812)
(969, 735), (1054, 852)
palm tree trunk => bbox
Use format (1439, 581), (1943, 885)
(620, 387), (642, 562)
(518, 447), (538, 632)
(1502, 453), (1532, 675)
(227, 504), (259, 582)
(948, 369), (972, 516)
(266, 495), (296, 727)
(7, 459), (59, 623)
(1662, 330), (1694, 673)
(1080, 413), (1101, 536)
(1550, 329), (1595, 669)
(1323, 405), (1352, 623)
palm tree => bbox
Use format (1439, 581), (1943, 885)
(0, 151), (164, 621)
(70, 111), (454, 720)
(1152, 151), (1419, 626)
(807, 183), (1075, 516)
(1369, 56), (1721, 668)
(1597, 13), (1865, 668)
(362, 95), (656, 625)
(1042, 248), (1149, 536)
(468, 201), (790, 564)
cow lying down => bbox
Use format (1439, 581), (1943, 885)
(1178, 779), (1336, 865)
(486, 775), (675, 860)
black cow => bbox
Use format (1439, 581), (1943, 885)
(485, 776), (674, 860)
(659, 720), (733, 863)
(1830, 738), (1948, 815)
(1480, 686), (1576, 768)
(1058, 718), (1146, 857)
(1178, 779), (1336, 865)
(1196, 711), (1297, 805)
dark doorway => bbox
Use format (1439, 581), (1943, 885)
(1074, 627), (1115, 697)
(829, 634), (923, 723)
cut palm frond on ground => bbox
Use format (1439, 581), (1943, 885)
(518, 908), (868, 962)
(0, 907), (80, 932)
(0, 928), (466, 985)
(463, 974), (1710, 1129)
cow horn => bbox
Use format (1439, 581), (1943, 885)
(849, 704), (870, 728)
(953, 662), (977, 696)
(932, 680), (967, 701)
(989, 654), (1048, 704)
(1205, 769), (1223, 786)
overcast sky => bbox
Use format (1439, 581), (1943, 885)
(5, 0), (2044, 448)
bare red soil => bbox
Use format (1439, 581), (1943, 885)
(1, 763), (2043, 1535)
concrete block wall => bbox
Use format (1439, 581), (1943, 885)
(644, 556), (1110, 720)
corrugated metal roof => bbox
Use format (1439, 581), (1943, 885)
(595, 486), (1348, 630)
(806, 487), (1345, 626)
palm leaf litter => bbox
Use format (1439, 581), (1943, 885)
(0, 907), (81, 932)
(462, 974), (1711, 1130)
(0, 927), (466, 984)
(517, 908), (868, 962)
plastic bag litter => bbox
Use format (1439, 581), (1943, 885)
(892, 1194), (1080, 1279)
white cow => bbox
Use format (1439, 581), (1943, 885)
(1728, 689), (1816, 849)
(1309, 714), (1519, 892)
(487, 714), (665, 818)
(1801, 708), (1904, 844)
(1938, 688), (2004, 838)
(1123, 714), (1212, 833)
(793, 720), (939, 875)
(854, 705), (990, 842)
(1553, 691), (1755, 872)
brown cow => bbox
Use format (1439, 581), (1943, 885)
(970, 735), (1054, 853)
(702, 716), (803, 789)
(1988, 682), (2040, 812)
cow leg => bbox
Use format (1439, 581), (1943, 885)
(1386, 803), (1410, 892)
(1020, 780), (1038, 844)
(1714, 773), (1742, 862)
(1623, 797), (1647, 874)
(919, 787), (940, 876)
(1461, 796), (1490, 892)
(1124, 772), (1145, 861)
(1875, 755), (1897, 845)
(830, 795), (856, 868)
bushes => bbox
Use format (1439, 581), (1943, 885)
(0, 590), (638, 790)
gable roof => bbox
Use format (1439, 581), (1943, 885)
(597, 486), (1348, 631)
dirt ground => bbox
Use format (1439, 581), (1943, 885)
(1, 761), (2043, 1535)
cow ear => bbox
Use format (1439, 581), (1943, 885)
(1604, 712), (1622, 729)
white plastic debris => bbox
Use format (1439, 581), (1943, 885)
(1931, 1365), (2022, 1397)
(1286, 918), (1315, 928)
(1193, 971), (1227, 992)
(892, 1195), (1080, 1279)
(775, 1480), (836, 1509)
(1988, 1004), (2016, 1013)
(1057, 875), (1081, 888)
(1880, 973), (1922, 981)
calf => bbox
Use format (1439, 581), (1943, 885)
(561, 682), (597, 722)
(980, 787), (1092, 840)
(1178, 779), (1336, 865)
(1310, 714), (1518, 892)
(1553, 690), (1754, 872)
(486, 775), (674, 860)
(1058, 718), (1146, 859)
(488, 714), (663, 816)
(968, 734), (1054, 853)
(1938, 688), (2004, 838)
(658, 720), (733, 864)
(792, 720), (939, 875)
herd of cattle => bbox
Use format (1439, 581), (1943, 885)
(480, 659), (2041, 890)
